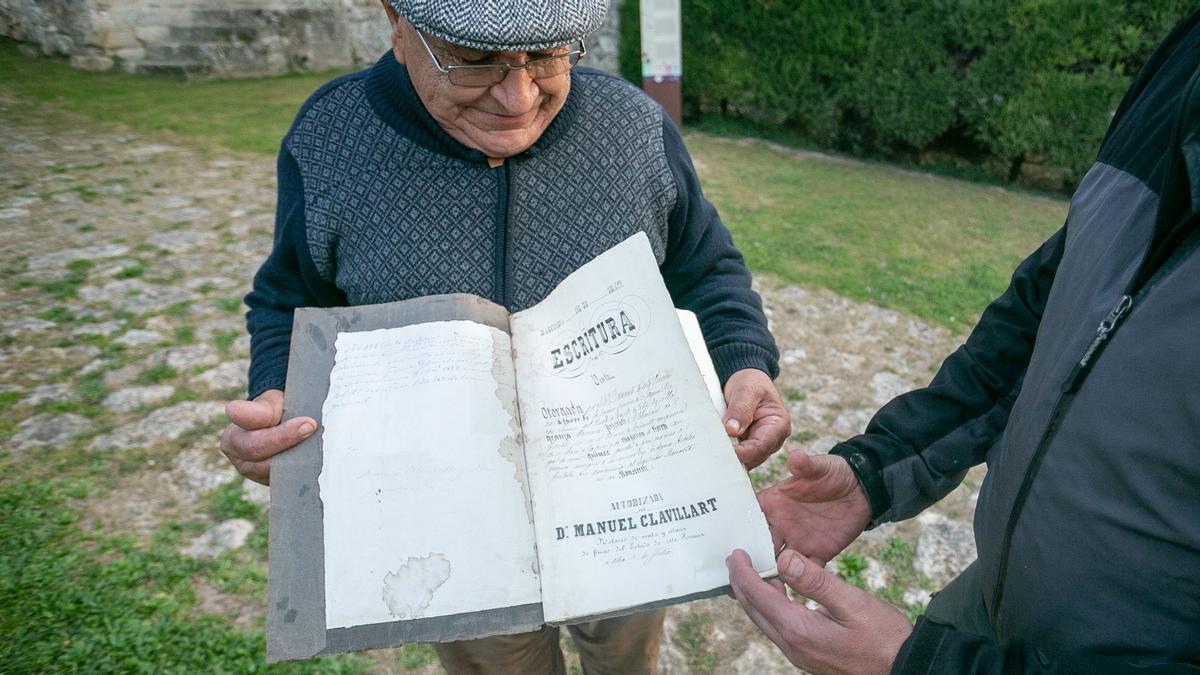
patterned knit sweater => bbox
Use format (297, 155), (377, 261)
(245, 53), (778, 398)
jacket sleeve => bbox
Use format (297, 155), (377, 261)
(657, 114), (780, 384)
(831, 225), (1065, 524)
(243, 144), (346, 399)
(894, 617), (1200, 674)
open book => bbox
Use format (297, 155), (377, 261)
(267, 232), (776, 662)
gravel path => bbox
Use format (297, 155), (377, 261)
(0, 91), (983, 674)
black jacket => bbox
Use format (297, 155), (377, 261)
(834, 12), (1200, 673)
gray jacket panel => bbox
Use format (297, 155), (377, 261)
(975, 163), (1200, 660)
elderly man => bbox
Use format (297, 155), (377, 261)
(221, 0), (789, 672)
(727, 9), (1200, 674)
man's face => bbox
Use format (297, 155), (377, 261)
(386, 11), (572, 159)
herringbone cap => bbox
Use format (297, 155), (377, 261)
(389, 0), (608, 51)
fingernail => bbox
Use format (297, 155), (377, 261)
(781, 550), (804, 577)
(726, 419), (741, 436)
(298, 422), (315, 436)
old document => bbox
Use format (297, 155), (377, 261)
(511, 233), (775, 622)
(318, 320), (541, 629)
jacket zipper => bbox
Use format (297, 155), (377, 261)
(493, 161), (510, 306)
(988, 294), (1133, 630)
(1063, 295), (1133, 393)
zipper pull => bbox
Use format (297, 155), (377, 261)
(1064, 295), (1133, 393)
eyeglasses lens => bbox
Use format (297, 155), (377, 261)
(446, 52), (582, 87)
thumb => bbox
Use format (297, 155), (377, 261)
(785, 448), (823, 479)
(226, 389), (286, 430)
(777, 452), (831, 499)
(776, 549), (856, 615)
(722, 387), (758, 438)
(785, 451), (850, 487)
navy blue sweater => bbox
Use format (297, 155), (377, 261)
(245, 55), (778, 398)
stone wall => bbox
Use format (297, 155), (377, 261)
(0, 0), (391, 77)
(584, 2), (619, 76)
(0, 0), (622, 78)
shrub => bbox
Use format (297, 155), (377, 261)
(619, 0), (1196, 188)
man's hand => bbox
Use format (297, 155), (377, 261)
(759, 451), (871, 566)
(727, 548), (912, 675)
(722, 368), (791, 469)
(220, 389), (317, 485)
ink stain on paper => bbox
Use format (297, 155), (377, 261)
(382, 553), (452, 620)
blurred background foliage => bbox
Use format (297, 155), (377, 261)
(620, 0), (1196, 190)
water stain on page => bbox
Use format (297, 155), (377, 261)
(494, 330), (534, 526)
(306, 322), (326, 351)
(382, 553), (452, 620)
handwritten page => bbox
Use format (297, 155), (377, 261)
(318, 320), (541, 629)
(511, 233), (776, 622)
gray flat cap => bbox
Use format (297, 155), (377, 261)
(389, 0), (608, 51)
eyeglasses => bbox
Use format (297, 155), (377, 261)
(415, 30), (586, 87)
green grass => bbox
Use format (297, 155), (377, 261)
(0, 391), (22, 438)
(39, 306), (75, 322)
(75, 371), (108, 407)
(837, 540), (931, 620)
(836, 553), (869, 590)
(118, 262), (147, 279)
(0, 39), (341, 154)
(166, 386), (200, 406)
(209, 482), (263, 523)
(674, 612), (717, 675)
(875, 537), (931, 621)
(398, 644), (438, 669)
(782, 386), (805, 402)
(174, 323), (195, 343)
(690, 134), (1066, 331)
(790, 429), (818, 444)
(138, 363), (178, 384)
(0, 479), (366, 673)
(218, 297), (244, 313)
(214, 329), (242, 355)
(689, 111), (1066, 196)
(35, 258), (94, 300)
(0, 391), (21, 409)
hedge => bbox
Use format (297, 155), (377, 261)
(619, 1), (1196, 189)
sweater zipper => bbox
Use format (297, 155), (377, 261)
(493, 161), (511, 306)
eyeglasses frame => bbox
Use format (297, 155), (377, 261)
(414, 30), (587, 87)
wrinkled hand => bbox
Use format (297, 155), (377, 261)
(759, 451), (871, 566)
(722, 368), (791, 469)
(220, 389), (316, 485)
(727, 548), (912, 675)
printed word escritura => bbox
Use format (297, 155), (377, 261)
(550, 310), (638, 370)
